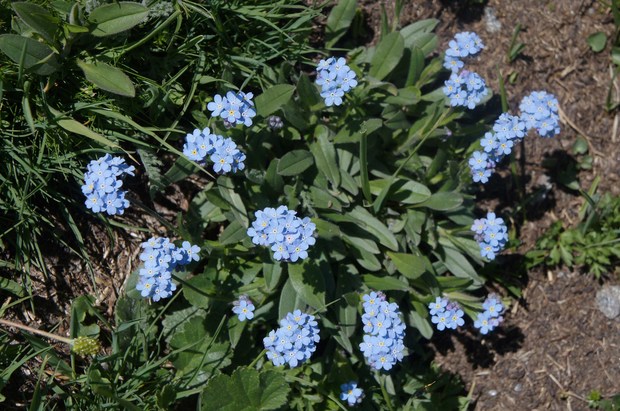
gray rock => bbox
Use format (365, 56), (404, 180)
(596, 285), (620, 320)
(484, 7), (502, 34)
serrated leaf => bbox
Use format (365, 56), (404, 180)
(12, 2), (60, 44)
(0, 34), (58, 75)
(277, 150), (314, 176)
(255, 84), (296, 117)
(201, 368), (290, 411)
(325, 0), (357, 47)
(77, 60), (135, 97)
(288, 260), (326, 310)
(387, 252), (425, 279)
(311, 126), (340, 188)
(88, 2), (149, 37)
(369, 32), (404, 80)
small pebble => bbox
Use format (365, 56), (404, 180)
(488, 389), (498, 397)
(484, 7), (502, 33)
(514, 383), (523, 393)
(596, 285), (620, 320)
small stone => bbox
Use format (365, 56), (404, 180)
(484, 7), (502, 33)
(488, 389), (498, 397)
(596, 285), (620, 320)
(514, 383), (523, 393)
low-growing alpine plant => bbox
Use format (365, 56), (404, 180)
(0, 0), (565, 408)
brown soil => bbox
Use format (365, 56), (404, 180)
(359, 0), (620, 409)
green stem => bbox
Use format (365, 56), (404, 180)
(249, 349), (267, 369)
(379, 374), (395, 411)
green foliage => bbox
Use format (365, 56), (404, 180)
(527, 191), (620, 278)
(589, 389), (620, 410)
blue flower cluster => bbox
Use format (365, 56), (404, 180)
(468, 113), (526, 183)
(263, 310), (320, 368)
(340, 381), (364, 407)
(471, 212), (508, 260)
(316, 57), (358, 106)
(443, 70), (488, 109)
(182, 127), (246, 174)
(428, 297), (465, 331)
(246, 206), (316, 262)
(442, 32), (488, 109)
(474, 294), (505, 335)
(82, 154), (135, 215)
(359, 292), (406, 371)
(207, 90), (256, 127)
(443, 31), (484, 72)
(519, 90), (560, 138)
(232, 295), (255, 322)
(136, 237), (200, 302)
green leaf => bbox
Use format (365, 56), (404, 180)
(277, 150), (314, 176)
(325, 0), (357, 47)
(88, 2), (149, 37)
(387, 252), (425, 279)
(201, 368), (290, 411)
(278, 278), (307, 319)
(400, 19), (439, 38)
(310, 126), (340, 188)
(439, 245), (483, 285)
(362, 274), (409, 291)
(0, 34), (58, 75)
(219, 220), (247, 245)
(369, 178), (431, 204)
(263, 263), (283, 292)
(348, 206), (398, 251)
(369, 32), (404, 80)
(12, 2), (60, 44)
(587, 32), (607, 53)
(77, 60), (135, 97)
(410, 301), (433, 339)
(255, 84), (296, 117)
(182, 275), (215, 308)
(403, 32), (437, 56)
(288, 261), (326, 310)
(50, 108), (119, 148)
(418, 191), (463, 211)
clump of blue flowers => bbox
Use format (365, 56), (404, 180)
(340, 381), (364, 407)
(246, 206), (316, 262)
(232, 295), (255, 322)
(519, 90), (560, 138)
(136, 237), (200, 302)
(82, 154), (135, 215)
(443, 31), (484, 72)
(182, 127), (246, 174)
(471, 212), (508, 260)
(474, 294), (505, 335)
(442, 32), (488, 109)
(207, 90), (256, 127)
(359, 291), (406, 371)
(316, 57), (358, 106)
(428, 297), (465, 331)
(263, 310), (320, 368)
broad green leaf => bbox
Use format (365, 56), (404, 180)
(278, 278), (307, 319)
(587, 31), (607, 53)
(400, 19), (439, 39)
(219, 220), (247, 245)
(341, 233), (380, 254)
(277, 150), (314, 176)
(170, 316), (230, 374)
(0, 276), (24, 297)
(163, 157), (200, 187)
(403, 32), (437, 56)
(255, 84), (296, 117)
(263, 262), (283, 292)
(418, 191), (463, 211)
(88, 2), (149, 37)
(309, 186), (342, 211)
(296, 74), (321, 107)
(0, 34), (58, 75)
(200, 368), (290, 411)
(12, 2), (60, 44)
(288, 260), (326, 310)
(182, 275), (215, 308)
(362, 274), (409, 291)
(162, 306), (205, 344)
(311, 126), (340, 188)
(218, 176), (249, 226)
(387, 252), (425, 279)
(369, 32), (404, 80)
(410, 301), (433, 339)
(51, 108), (119, 148)
(77, 60), (135, 97)
(349, 206), (398, 251)
(325, 0), (357, 47)
(338, 292), (358, 338)
(439, 245), (483, 285)
(369, 179), (431, 204)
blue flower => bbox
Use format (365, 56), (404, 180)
(232, 295), (255, 321)
(428, 296), (448, 316)
(264, 311), (320, 368)
(340, 382), (364, 406)
(182, 127), (245, 174)
(518, 91), (560, 138)
(207, 90), (255, 127)
(135, 237), (200, 301)
(316, 57), (357, 106)
(82, 154), (134, 215)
